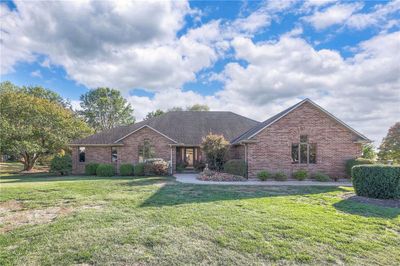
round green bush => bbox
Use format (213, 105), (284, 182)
(257, 170), (270, 181)
(313, 172), (331, 182)
(134, 163), (145, 176)
(120, 164), (134, 176)
(345, 158), (374, 177)
(352, 165), (400, 199)
(223, 159), (247, 177)
(293, 170), (308, 181)
(96, 164), (115, 177)
(274, 172), (287, 181)
(50, 154), (72, 175)
(85, 163), (99, 175)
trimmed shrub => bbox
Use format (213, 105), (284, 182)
(176, 162), (187, 173)
(257, 170), (271, 181)
(293, 170), (308, 181)
(313, 172), (331, 182)
(274, 172), (288, 181)
(50, 154), (72, 175)
(223, 159), (247, 177)
(194, 160), (206, 172)
(120, 164), (134, 176)
(144, 159), (169, 176)
(85, 163), (99, 175)
(96, 164), (115, 177)
(352, 165), (400, 199)
(134, 163), (145, 176)
(346, 158), (374, 177)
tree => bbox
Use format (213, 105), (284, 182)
(201, 133), (229, 170)
(187, 104), (209, 111)
(79, 87), (135, 132)
(378, 122), (400, 163)
(168, 106), (184, 112)
(362, 144), (376, 160)
(0, 90), (93, 171)
(145, 109), (165, 120)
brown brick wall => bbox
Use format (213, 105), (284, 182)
(72, 146), (114, 174)
(246, 102), (362, 178)
(72, 126), (176, 175)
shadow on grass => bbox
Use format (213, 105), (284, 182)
(333, 198), (400, 219)
(0, 174), (137, 183)
(139, 181), (348, 207)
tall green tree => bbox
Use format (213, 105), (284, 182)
(362, 144), (376, 160)
(187, 104), (209, 111)
(0, 89), (93, 171)
(79, 87), (135, 132)
(145, 109), (165, 120)
(378, 122), (400, 163)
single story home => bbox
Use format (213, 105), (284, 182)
(70, 98), (370, 178)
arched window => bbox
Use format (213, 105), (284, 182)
(138, 139), (155, 162)
(291, 135), (316, 164)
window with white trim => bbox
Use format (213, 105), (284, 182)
(111, 147), (118, 162)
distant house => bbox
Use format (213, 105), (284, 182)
(70, 99), (370, 178)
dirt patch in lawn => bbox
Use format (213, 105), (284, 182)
(342, 193), (400, 208)
(0, 200), (105, 233)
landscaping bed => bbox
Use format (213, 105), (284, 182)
(197, 170), (246, 182)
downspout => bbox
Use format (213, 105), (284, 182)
(170, 145), (173, 175)
(244, 143), (248, 178)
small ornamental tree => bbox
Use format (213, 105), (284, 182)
(378, 122), (400, 164)
(201, 133), (229, 170)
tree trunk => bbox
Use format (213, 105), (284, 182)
(21, 153), (39, 171)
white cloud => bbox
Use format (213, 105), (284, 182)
(346, 0), (400, 30)
(304, 3), (363, 30)
(215, 31), (400, 143)
(30, 70), (42, 78)
(1, 0), (216, 91)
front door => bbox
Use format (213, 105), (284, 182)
(185, 148), (194, 167)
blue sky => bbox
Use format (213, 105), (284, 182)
(1, 0), (399, 143)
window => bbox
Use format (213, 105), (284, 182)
(291, 135), (316, 164)
(79, 147), (85, 162)
(138, 139), (155, 162)
(111, 147), (118, 162)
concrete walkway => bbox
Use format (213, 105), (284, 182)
(174, 173), (352, 186)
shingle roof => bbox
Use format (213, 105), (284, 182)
(71, 111), (260, 145)
(231, 98), (371, 144)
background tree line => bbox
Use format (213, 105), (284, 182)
(0, 80), (398, 171)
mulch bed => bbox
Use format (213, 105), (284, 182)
(197, 170), (246, 182)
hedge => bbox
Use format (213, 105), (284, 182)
(144, 160), (169, 176)
(85, 163), (99, 175)
(50, 154), (72, 175)
(134, 163), (145, 176)
(120, 164), (134, 176)
(257, 170), (270, 181)
(96, 164), (115, 177)
(313, 172), (331, 182)
(293, 170), (308, 181)
(274, 172), (288, 181)
(345, 158), (374, 176)
(352, 165), (400, 199)
(223, 159), (247, 177)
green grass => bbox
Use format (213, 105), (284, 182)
(0, 175), (399, 265)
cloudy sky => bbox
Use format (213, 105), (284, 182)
(1, 0), (399, 144)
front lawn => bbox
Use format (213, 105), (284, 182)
(0, 175), (399, 265)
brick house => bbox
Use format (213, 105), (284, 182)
(70, 99), (370, 178)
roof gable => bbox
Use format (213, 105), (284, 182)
(232, 98), (370, 143)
